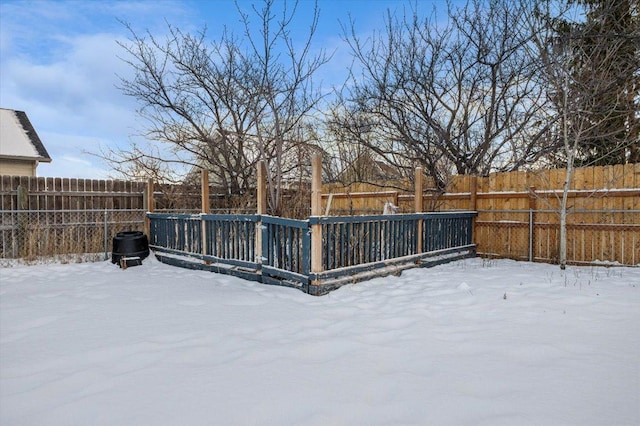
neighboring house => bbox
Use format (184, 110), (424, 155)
(335, 151), (404, 184)
(0, 108), (52, 176)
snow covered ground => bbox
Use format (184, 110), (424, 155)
(1, 256), (638, 425)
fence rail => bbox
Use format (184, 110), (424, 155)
(147, 211), (477, 295)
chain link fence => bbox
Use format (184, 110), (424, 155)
(2, 207), (638, 267)
(475, 209), (640, 266)
(0, 209), (146, 265)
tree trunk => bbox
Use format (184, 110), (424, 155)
(559, 164), (571, 270)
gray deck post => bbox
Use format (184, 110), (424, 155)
(201, 170), (210, 264)
(415, 167), (423, 255)
(256, 161), (267, 268)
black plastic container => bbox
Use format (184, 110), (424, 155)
(111, 231), (149, 264)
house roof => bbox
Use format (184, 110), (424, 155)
(0, 108), (52, 162)
(334, 152), (404, 183)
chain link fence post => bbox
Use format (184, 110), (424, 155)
(529, 209), (534, 262)
(104, 209), (109, 261)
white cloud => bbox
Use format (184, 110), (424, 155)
(36, 153), (109, 179)
(0, 0), (411, 180)
(60, 155), (92, 166)
(34, 131), (112, 178)
(0, 0), (184, 179)
(3, 32), (134, 116)
(0, 32), (141, 179)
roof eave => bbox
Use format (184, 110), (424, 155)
(0, 154), (52, 163)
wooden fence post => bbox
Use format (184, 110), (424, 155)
(256, 161), (267, 265)
(528, 186), (536, 262)
(310, 154), (323, 282)
(145, 178), (154, 238)
(201, 170), (210, 264)
(470, 176), (478, 211)
(415, 167), (423, 255)
(470, 175), (478, 247)
(257, 160), (267, 215)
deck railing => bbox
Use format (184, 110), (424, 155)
(202, 214), (257, 268)
(315, 214), (421, 270)
(147, 211), (477, 295)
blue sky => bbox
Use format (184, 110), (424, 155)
(0, 0), (447, 179)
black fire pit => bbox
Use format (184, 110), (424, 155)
(112, 231), (149, 267)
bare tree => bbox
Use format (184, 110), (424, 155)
(238, 0), (330, 215)
(113, 24), (259, 193)
(104, 0), (328, 215)
(324, 104), (413, 187)
(339, 0), (557, 190)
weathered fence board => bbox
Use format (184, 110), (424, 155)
(0, 175), (148, 211)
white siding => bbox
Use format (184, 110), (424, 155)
(0, 159), (37, 177)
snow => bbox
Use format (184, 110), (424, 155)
(1, 256), (639, 425)
(0, 108), (39, 158)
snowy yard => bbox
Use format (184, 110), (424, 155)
(1, 256), (638, 425)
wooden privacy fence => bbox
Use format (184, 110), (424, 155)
(475, 209), (640, 265)
(0, 175), (146, 211)
(0, 174), (261, 262)
(147, 211), (477, 295)
(0, 175), (258, 214)
(4, 162), (636, 267)
(322, 164), (640, 266)
(0, 176), (149, 262)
